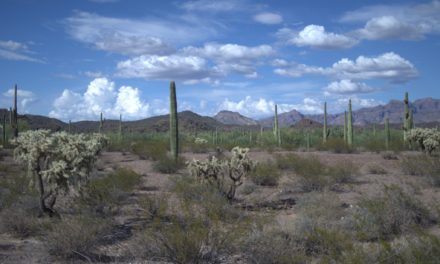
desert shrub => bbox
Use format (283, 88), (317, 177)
(319, 138), (353, 153)
(382, 151), (399, 160)
(365, 138), (385, 153)
(0, 208), (47, 238)
(131, 140), (167, 160)
(46, 215), (111, 260)
(0, 169), (36, 210)
(401, 154), (440, 186)
(350, 185), (434, 241)
(249, 161), (281, 186)
(284, 155), (358, 191)
(153, 156), (186, 174)
(275, 153), (300, 170)
(367, 164), (387, 174)
(340, 234), (440, 264)
(139, 194), (169, 221)
(187, 147), (254, 200)
(327, 160), (359, 184)
(79, 168), (141, 215)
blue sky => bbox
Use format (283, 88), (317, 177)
(0, 0), (439, 121)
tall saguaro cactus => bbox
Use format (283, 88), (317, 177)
(2, 114), (6, 147)
(403, 92), (412, 144)
(99, 112), (104, 133)
(68, 120), (71, 133)
(12, 84), (18, 138)
(273, 104), (281, 146)
(169, 81), (179, 161)
(347, 99), (353, 147)
(343, 111), (347, 144)
(385, 117), (390, 150)
(323, 102), (329, 143)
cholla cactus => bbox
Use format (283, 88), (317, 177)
(12, 130), (108, 217)
(405, 128), (440, 155)
(194, 137), (208, 145)
(187, 146), (254, 200)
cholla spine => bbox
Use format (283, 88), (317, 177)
(169, 81), (179, 161)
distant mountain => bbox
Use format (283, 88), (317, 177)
(307, 97), (440, 126)
(214, 110), (258, 126)
(259, 109), (304, 128)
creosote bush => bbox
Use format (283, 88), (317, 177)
(350, 185), (435, 241)
(401, 154), (440, 186)
(249, 161), (281, 186)
(153, 155), (186, 174)
(131, 140), (167, 161)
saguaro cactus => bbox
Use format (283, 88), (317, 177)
(306, 131), (310, 152)
(12, 84), (18, 138)
(343, 111), (347, 144)
(169, 81), (179, 161)
(347, 99), (353, 147)
(323, 102), (329, 143)
(403, 92), (412, 144)
(68, 120), (71, 133)
(385, 117), (390, 150)
(273, 104), (281, 146)
(2, 114), (6, 147)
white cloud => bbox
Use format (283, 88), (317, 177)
(49, 77), (165, 121)
(291, 97), (323, 114)
(336, 96), (383, 109)
(83, 71), (104, 78)
(276, 25), (358, 49)
(218, 96), (296, 118)
(0, 40), (42, 63)
(254, 12), (283, 24)
(116, 54), (210, 80)
(324, 80), (376, 95)
(179, 0), (248, 12)
(183, 43), (274, 77)
(3, 88), (37, 110)
(274, 52), (418, 83)
(357, 16), (423, 40)
(341, 1), (440, 40)
(64, 11), (218, 55)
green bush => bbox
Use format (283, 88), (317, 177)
(275, 153), (300, 171)
(249, 161), (281, 186)
(351, 185), (434, 241)
(0, 208), (46, 238)
(319, 138), (353, 153)
(131, 140), (167, 161)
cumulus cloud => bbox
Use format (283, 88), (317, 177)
(3, 88), (37, 111)
(324, 80), (376, 95)
(254, 12), (283, 24)
(116, 54), (210, 80)
(49, 77), (166, 121)
(341, 1), (440, 40)
(336, 96), (383, 109)
(274, 52), (418, 83)
(0, 40), (43, 63)
(276, 25), (358, 49)
(64, 11), (218, 55)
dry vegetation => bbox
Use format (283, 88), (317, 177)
(1, 139), (440, 263)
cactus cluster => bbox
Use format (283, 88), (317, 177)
(187, 146), (254, 200)
(405, 128), (440, 155)
(195, 137), (208, 144)
(12, 130), (108, 216)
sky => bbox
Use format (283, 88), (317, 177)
(0, 0), (439, 121)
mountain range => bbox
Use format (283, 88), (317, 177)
(0, 97), (439, 133)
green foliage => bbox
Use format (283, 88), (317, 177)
(319, 138), (353, 153)
(249, 161), (281, 186)
(131, 140), (167, 160)
(0, 208), (47, 238)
